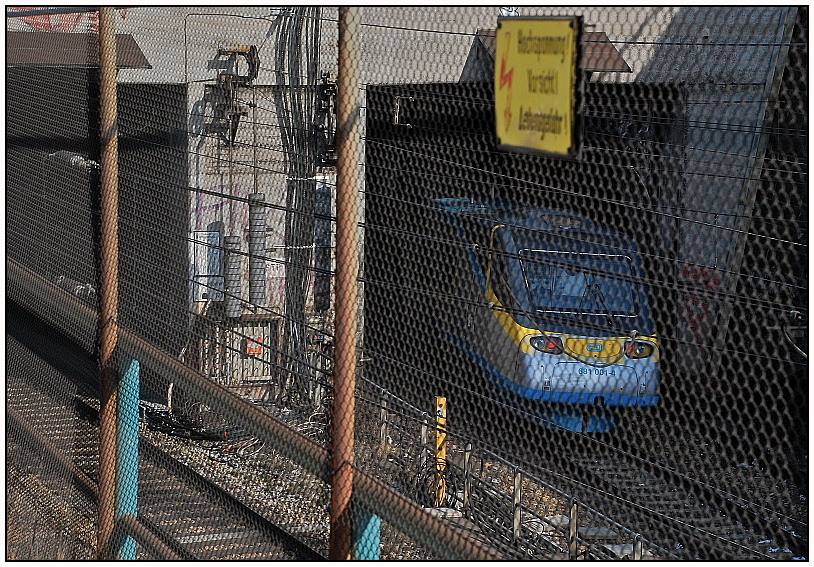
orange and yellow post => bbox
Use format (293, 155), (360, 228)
(434, 396), (447, 508)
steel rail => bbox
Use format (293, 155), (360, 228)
(115, 515), (186, 561)
(6, 406), (185, 560)
(7, 259), (502, 561)
(7, 406), (98, 501)
(63, 394), (319, 559)
(139, 438), (324, 561)
(571, 433), (808, 559)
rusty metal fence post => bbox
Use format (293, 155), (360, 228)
(330, 6), (361, 561)
(96, 6), (121, 560)
(8, 258), (504, 561)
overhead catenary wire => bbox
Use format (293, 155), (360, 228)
(95, 121), (808, 231)
(360, 134), (806, 200)
(364, 141), (807, 248)
(18, 137), (806, 318)
(24, 151), (804, 307)
(76, 67), (807, 185)
(9, 195), (806, 368)
(357, 221), (807, 319)
(113, 157), (811, 301)
(140, 77), (806, 197)
(185, 104), (809, 175)
(7, 7), (808, 561)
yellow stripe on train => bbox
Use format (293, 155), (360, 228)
(485, 280), (659, 360)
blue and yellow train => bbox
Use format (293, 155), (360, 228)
(434, 198), (660, 432)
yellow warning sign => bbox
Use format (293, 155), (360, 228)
(494, 17), (581, 157)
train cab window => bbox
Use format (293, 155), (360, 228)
(487, 227), (523, 315)
(487, 248), (514, 308)
(519, 250), (637, 317)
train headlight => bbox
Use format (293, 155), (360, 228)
(530, 335), (563, 354)
(624, 340), (655, 359)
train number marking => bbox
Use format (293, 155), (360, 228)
(578, 367), (616, 376)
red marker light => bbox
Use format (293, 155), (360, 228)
(530, 335), (563, 354)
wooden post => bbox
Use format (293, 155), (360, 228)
(329, 6), (361, 560)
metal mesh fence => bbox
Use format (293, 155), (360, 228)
(6, 6), (807, 561)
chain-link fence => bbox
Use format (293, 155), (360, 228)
(6, 6), (807, 561)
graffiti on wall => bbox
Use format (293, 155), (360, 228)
(7, 7), (128, 33)
(678, 263), (723, 343)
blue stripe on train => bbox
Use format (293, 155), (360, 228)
(445, 332), (656, 432)
(447, 332), (658, 407)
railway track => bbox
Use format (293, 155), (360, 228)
(374, 383), (807, 561)
(8, 298), (806, 560)
(566, 446), (804, 560)
(480, 421), (805, 560)
(6, 307), (325, 561)
(420, 433), (806, 560)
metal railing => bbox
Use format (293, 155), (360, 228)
(7, 258), (501, 561)
(6, 5), (807, 561)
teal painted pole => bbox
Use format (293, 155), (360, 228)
(115, 358), (140, 560)
(352, 507), (381, 560)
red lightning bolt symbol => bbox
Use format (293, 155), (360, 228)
(499, 53), (513, 90)
(498, 32), (514, 132)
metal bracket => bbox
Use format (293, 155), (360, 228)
(216, 44), (259, 85)
(316, 72), (338, 167)
(393, 95), (415, 128)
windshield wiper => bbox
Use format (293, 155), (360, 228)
(587, 279), (629, 334)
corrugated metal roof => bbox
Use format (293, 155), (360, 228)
(6, 31), (151, 68)
(581, 31), (632, 73)
(636, 7), (792, 85)
(474, 28), (631, 72)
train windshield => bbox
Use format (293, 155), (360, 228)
(519, 250), (637, 316)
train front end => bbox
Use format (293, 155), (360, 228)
(482, 210), (661, 432)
